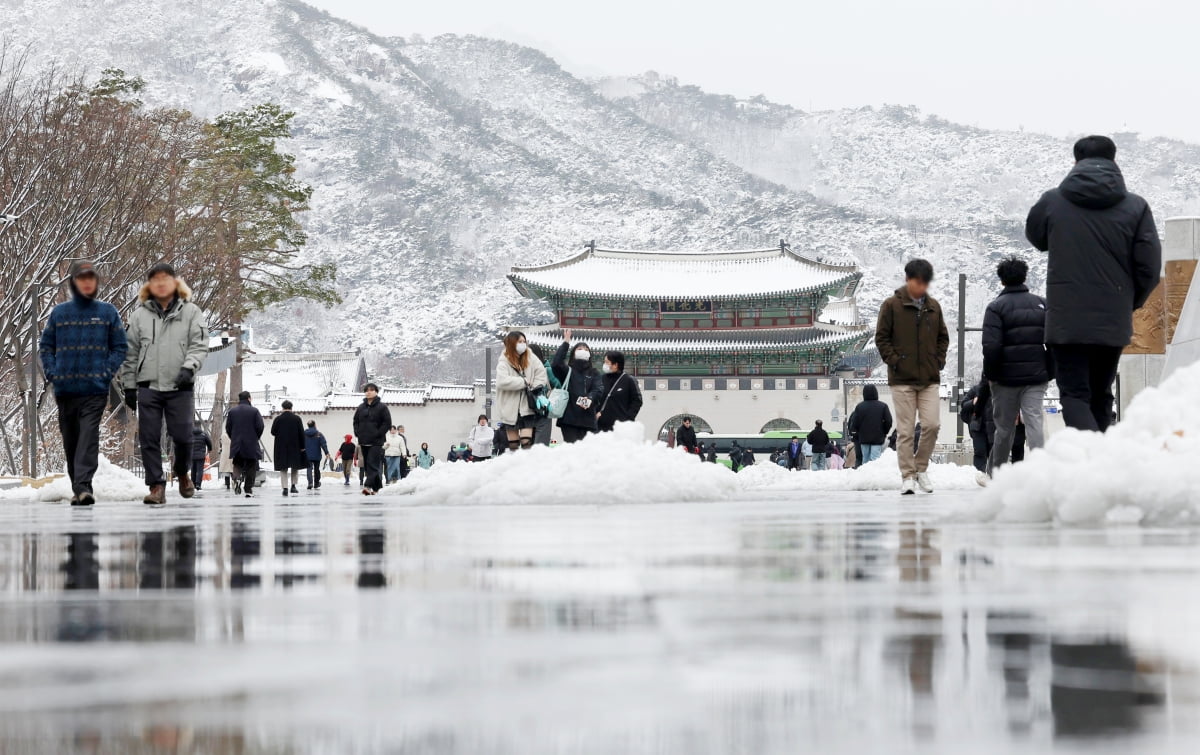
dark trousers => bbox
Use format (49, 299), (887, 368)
(1051, 345), (1123, 432)
(560, 425), (591, 443)
(361, 444), (385, 492)
(969, 430), (990, 473)
(234, 455), (258, 493)
(1011, 423), (1027, 463)
(55, 394), (107, 495)
(191, 458), (205, 488)
(306, 459), (323, 488)
(137, 387), (195, 486)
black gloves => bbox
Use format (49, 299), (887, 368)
(175, 367), (195, 389)
(124, 389), (138, 411)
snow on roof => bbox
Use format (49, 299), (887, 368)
(326, 384), (476, 409)
(818, 297), (862, 326)
(509, 244), (860, 300)
(272, 397), (329, 414)
(523, 324), (868, 353)
(428, 384), (476, 401)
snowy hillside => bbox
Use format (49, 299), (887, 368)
(7, 0), (1200, 382)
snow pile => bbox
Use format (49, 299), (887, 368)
(377, 422), (741, 505)
(0, 456), (146, 502)
(736, 449), (981, 492)
(961, 360), (1200, 525)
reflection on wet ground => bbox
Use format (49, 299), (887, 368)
(1, 487), (1198, 753)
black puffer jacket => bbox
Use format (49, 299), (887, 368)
(1025, 158), (1161, 347)
(847, 385), (893, 445)
(596, 372), (642, 431)
(807, 426), (830, 454)
(551, 342), (604, 431)
(353, 397), (392, 446)
(982, 284), (1053, 386)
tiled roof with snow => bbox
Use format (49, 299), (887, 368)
(428, 384), (476, 401)
(818, 297), (861, 326)
(509, 245), (860, 300)
(523, 325), (868, 353)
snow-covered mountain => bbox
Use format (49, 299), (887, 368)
(6, 0), (1200, 381)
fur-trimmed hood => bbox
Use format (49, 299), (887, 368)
(138, 277), (192, 303)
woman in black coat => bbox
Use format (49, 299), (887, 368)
(551, 331), (605, 443)
(270, 400), (307, 496)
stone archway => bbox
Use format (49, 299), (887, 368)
(759, 418), (801, 434)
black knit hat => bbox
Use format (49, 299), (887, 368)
(146, 261), (176, 279)
(69, 260), (98, 279)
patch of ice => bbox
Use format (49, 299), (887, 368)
(735, 448), (981, 492)
(0, 456), (146, 503)
(960, 360), (1200, 525)
(377, 422), (740, 505)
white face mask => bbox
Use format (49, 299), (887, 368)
(575, 350), (591, 362)
(515, 342), (527, 355)
(602, 363), (613, 374)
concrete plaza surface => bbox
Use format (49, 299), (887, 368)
(0, 482), (1197, 754)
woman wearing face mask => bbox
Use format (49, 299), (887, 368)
(596, 350), (643, 432)
(495, 331), (549, 451)
(550, 329), (605, 443)
(416, 442), (435, 470)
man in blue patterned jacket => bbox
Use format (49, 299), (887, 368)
(38, 260), (128, 505)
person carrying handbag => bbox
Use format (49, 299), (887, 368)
(596, 350), (642, 432)
(550, 330), (604, 443)
(495, 331), (549, 451)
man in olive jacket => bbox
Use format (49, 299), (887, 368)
(1025, 135), (1161, 433)
(875, 259), (949, 495)
(121, 262), (209, 505)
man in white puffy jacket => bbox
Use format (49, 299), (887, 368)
(467, 414), (494, 461)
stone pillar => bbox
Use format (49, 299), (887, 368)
(1120, 217), (1200, 412)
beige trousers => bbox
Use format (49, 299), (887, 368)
(891, 384), (941, 479)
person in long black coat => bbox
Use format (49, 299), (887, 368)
(190, 426), (211, 490)
(271, 400), (306, 496)
(1025, 136), (1161, 432)
(551, 333), (606, 442)
(225, 391), (264, 496)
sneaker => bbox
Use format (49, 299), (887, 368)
(74, 491), (96, 507)
(314, 481), (322, 489)
(68, 493), (80, 505)
(143, 485), (166, 505)
(178, 474), (195, 499)
(975, 471), (990, 488)
(900, 478), (917, 496)
(282, 489), (289, 497)
(917, 472), (934, 494)
(290, 485), (299, 495)
(245, 491), (254, 498)
(344, 481), (350, 486)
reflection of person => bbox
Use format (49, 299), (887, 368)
(875, 259), (948, 495)
(1026, 135), (1161, 433)
(38, 260), (127, 506)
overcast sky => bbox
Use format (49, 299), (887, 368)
(306, 0), (1198, 142)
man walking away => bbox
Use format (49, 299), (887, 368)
(271, 400), (306, 496)
(807, 420), (830, 470)
(226, 391), (264, 497)
(121, 262), (209, 506)
(335, 434), (356, 486)
(981, 257), (1053, 477)
(190, 425), (211, 491)
(847, 385), (893, 465)
(729, 441), (743, 473)
(353, 383), (392, 495)
(786, 436), (803, 471)
(1026, 135), (1161, 433)
(38, 260), (127, 506)
(304, 420), (331, 490)
(875, 259), (949, 495)
(676, 417), (699, 455)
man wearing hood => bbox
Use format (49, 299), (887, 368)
(847, 385), (893, 466)
(120, 262), (209, 505)
(38, 260), (128, 506)
(303, 420), (331, 490)
(1026, 136), (1161, 433)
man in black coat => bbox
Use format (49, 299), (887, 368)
(675, 416), (699, 455)
(807, 420), (831, 470)
(270, 400), (306, 496)
(982, 257), (1052, 476)
(225, 391), (264, 497)
(1025, 135), (1161, 432)
(595, 351), (642, 432)
(353, 382), (392, 494)
(847, 384), (893, 465)
(190, 426), (211, 491)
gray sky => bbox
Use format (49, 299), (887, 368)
(307, 0), (1199, 142)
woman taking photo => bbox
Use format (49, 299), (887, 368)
(495, 331), (549, 451)
(551, 329), (604, 443)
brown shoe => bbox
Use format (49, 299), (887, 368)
(179, 473), (195, 499)
(143, 485), (166, 505)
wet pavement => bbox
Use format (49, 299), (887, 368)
(1, 481), (1198, 754)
